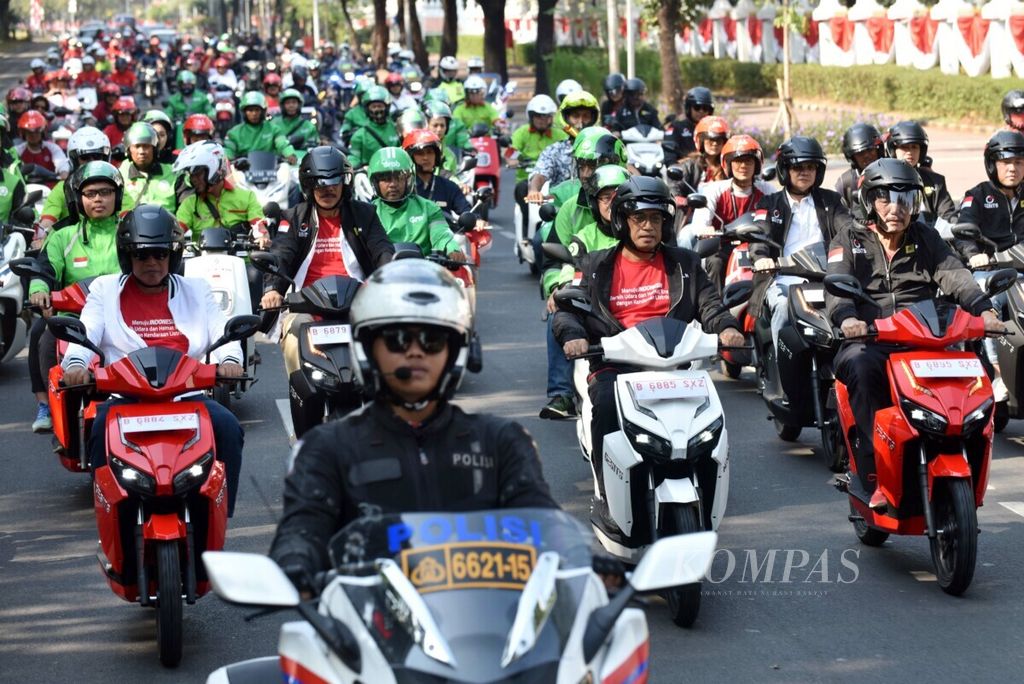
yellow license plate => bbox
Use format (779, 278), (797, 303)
(400, 541), (536, 593)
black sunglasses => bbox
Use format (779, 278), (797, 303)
(380, 327), (449, 355)
(132, 247), (171, 261)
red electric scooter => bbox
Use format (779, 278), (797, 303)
(826, 271), (1016, 596)
(46, 313), (259, 667)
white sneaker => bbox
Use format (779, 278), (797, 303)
(993, 376), (1009, 403)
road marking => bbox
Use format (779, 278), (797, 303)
(276, 398), (295, 444)
(910, 570), (937, 582)
(998, 501), (1024, 518)
(493, 229), (515, 239)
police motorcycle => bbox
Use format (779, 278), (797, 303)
(547, 246), (749, 627)
(204, 509), (717, 683)
(231, 147), (303, 209)
(740, 224), (845, 470)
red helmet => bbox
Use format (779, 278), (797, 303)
(113, 96), (137, 113)
(183, 113), (215, 138)
(402, 129), (443, 167)
(384, 72), (404, 86)
(17, 110), (47, 132)
(693, 116), (730, 148)
(214, 57), (229, 69)
(6, 87), (31, 103)
(721, 134), (763, 177)
(101, 82), (121, 96)
(263, 73), (282, 87)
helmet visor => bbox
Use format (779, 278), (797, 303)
(864, 187), (921, 216)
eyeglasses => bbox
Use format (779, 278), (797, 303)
(379, 327), (449, 355)
(131, 247), (171, 261)
(81, 187), (116, 199)
(626, 212), (665, 228)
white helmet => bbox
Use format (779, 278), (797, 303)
(82, 55), (96, 66)
(398, 49), (414, 62)
(30, 58), (45, 70)
(467, 56), (484, 70)
(173, 141), (228, 186)
(350, 260), (474, 407)
(439, 55), (459, 71)
(464, 75), (486, 92)
(555, 79), (583, 104)
(526, 94), (557, 117)
(67, 126), (112, 167)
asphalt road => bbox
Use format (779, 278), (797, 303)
(3, 165), (1024, 683)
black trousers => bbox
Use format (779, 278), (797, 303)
(589, 367), (624, 498)
(834, 342), (894, 489)
(28, 318), (57, 395)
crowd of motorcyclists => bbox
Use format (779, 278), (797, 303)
(6, 16), (1024, 678)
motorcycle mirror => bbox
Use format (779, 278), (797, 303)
(46, 316), (106, 365)
(476, 185), (494, 199)
(287, 132), (305, 148)
(13, 206), (36, 226)
(19, 163), (38, 177)
(21, 189), (43, 208)
(538, 203), (558, 224)
(694, 237), (719, 260)
(249, 250), (289, 278)
(722, 280), (754, 309)
(824, 273), (877, 309)
(392, 242), (424, 260)
(542, 242), (573, 265)
(206, 314), (261, 357)
(666, 166), (684, 182)
(760, 163), (777, 182)
(466, 331), (483, 373)
(9, 256), (45, 279)
(203, 551), (300, 607)
(457, 212), (477, 231)
(986, 268), (1018, 296)
(497, 135), (512, 147)
(553, 286), (592, 314)
(233, 157), (251, 172)
(950, 222), (987, 244)
(52, 106), (71, 116)
(110, 144), (126, 162)
(469, 123), (490, 138)
(459, 156), (477, 172)
(686, 193), (707, 209)
(262, 201), (282, 220)
(160, 98), (170, 108)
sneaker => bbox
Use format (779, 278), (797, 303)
(32, 402), (52, 433)
(993, 376), (1009, 402)
(539, 394), (577, 420)
(590, 496), (622, 534)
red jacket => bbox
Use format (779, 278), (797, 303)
(103, 122), (128, 148)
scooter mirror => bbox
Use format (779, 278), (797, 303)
(950, 223), (983, 243)
(13, 206), (36, 226)
(497, 135), (512, 147)
(233, 157), (251, 172)
(469, 123), (490, 138)
(22, 189), (43, 208)
(686, 193), (707, 209)
(203, 551), (300, 607)
(722, 280), (754, 309)
(666, 166), (684, 182)
(695, 237), (719, 260)
(262, 201), (282, 220)
(8, 256), (46, 279)
(459, 156), (478, 173)
(249, 251), (289, 281)
(476, 185), (494, 199)
(393, 242), (424, 260)
(542, 242), (573, 265)
(986, 268), (1019, 296)
(760, 163), (777, 182)
(206, 314), (261, 357)
(46, 316), (106, 365)
(457, 212), (477, 231)
(824, 273), (876, 308)
(287, 132), (305, 149)
(553, 286), (592, 314)
(466, 331), (483, 373)
(538, 203), (558, 223)
(631, 531), (717, 592)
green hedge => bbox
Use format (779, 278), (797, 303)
(548, 48), (1006, 125)
(422, 35), (533, 67)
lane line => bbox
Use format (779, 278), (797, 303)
(276, 398), (295, 444)
(998, 501), (1024, 518)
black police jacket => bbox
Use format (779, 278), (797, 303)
(269, 401), (559, 574)
(670, 118), (698, 162)
(552, 244), (740, 347)
(608, 102), (661, 132)
(264, 198), (394, 294)
(748, 188), (856, 318)
(917, 166), (958, 231)
(953, 180), (1024, 259)
(825, 221), (992, 328)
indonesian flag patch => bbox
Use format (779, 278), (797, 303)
(278, 220), (290, 234)
(72, 256), (88, 268)
(753, 208), (767, 223)
(827, 247), (844, 264)
(961, 195), (973, 209)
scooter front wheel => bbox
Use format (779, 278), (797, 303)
(773, 417), (802, 442)
(156, 541), (184, 668)
(661, 504), (702, 628)
(930, 478), (978, 596)
(821, 415), (847, 473)
(850, 501), (888, 547)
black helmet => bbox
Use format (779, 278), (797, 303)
(603, 73), (626, 96)
(116, 204), (185, 274)
(1002, 90), (1024, 130)
(610, 176), (675, 244)
(841, 123), (884, 169)
(885, 121), (928, 162)
(984, 129), (1024, 187)
(291, 64), (308, 81)
(684, 87), (714, 118)
(776, 136), (827, 192)
(298, 145), (352, 200)
(858, 158), (923, 224)
(623, 78), (646, 99)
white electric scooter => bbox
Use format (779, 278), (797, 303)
(553, 277), (750, 627)
(621, 124), (666, 178)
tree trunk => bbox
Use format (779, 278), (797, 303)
(534, 0), (556, 95)
(372, 0), (388, 66)
(0, 0), (11, 40)
(339, 0), (364, 61)
(476, 0), (508, 84)
(409, 1), (429, 74)
(396, 0), (408, 47)
(657, 0), (684, 115)
(441, 0), (459, 60)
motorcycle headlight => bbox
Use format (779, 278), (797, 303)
(899, 397), (948, 435)
(623, 421), (672, 463)
(310, 368), (340, 389)
(962, 398), (993, 434)
(172, 451), (214, 494)
(111, 456), (156, 495)
(686, 416), (723, 461)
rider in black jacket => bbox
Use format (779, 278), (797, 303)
(607, 77), (661, 133)
(885, 121), (957, 236)
(834, 123), (884, 221)
(270, 260), (557, 585)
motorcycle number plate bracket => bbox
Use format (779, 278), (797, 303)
(909, 358), (984, 378)
(308, 324), (351, 346)
(630, 375), (709, 401)
(119, 413), (200, 433)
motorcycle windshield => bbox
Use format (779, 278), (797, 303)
(246, 151), (278, 185)
(327, 508), (593, 681)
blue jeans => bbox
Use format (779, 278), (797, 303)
(765, 280), (792, 350)
(89, 397), (244, 516)
(547, 317), (572, 398)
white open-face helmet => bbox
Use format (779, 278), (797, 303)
(439, 55), (459, 72)
(555, 78), (583, 104)
(173, 141), (228, 186)
(527, 94), (557, 117)
(464, 75), (486, 93)
(67, 126), (112, 167)
(350, 259), (474, 407)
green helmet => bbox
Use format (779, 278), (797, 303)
(142, 109), (172, 129)
(363, 85), (392, 107)
(587, 164), (630, 235)
(396, 108), (427, 137)
(177, 71), (196, 85)
(240, 91), (268, 111)
(560, 90), (600, 134)
(423, 100), (452, 120)
(424, 87), (451, 105)
(573, 126), (614, 160)
(70, 160), (124, 215)
(354, 78), (373, 99)
(125, 121), (159, 147)
(368, 147), (414, 202)
(280, 88), (303, 105)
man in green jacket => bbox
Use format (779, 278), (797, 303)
(347, 86), (400, 169)
(224, 92), (298, 164)
(452, 75), (500, 133)
(174, 141), (266, 242)
(119, 122), (177, 211)
(368, 147), (464, 261)
(270, 88), (319, 157)
(167, 71), (214, 123)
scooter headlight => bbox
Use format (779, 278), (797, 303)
(172, 451), (214, 494)
(110, 456), (156, 495)
(686, 416), (723, 461)
(899, 397), (948, 435)
(623, 421), (672, 463)
(962, 398), (993, 434)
